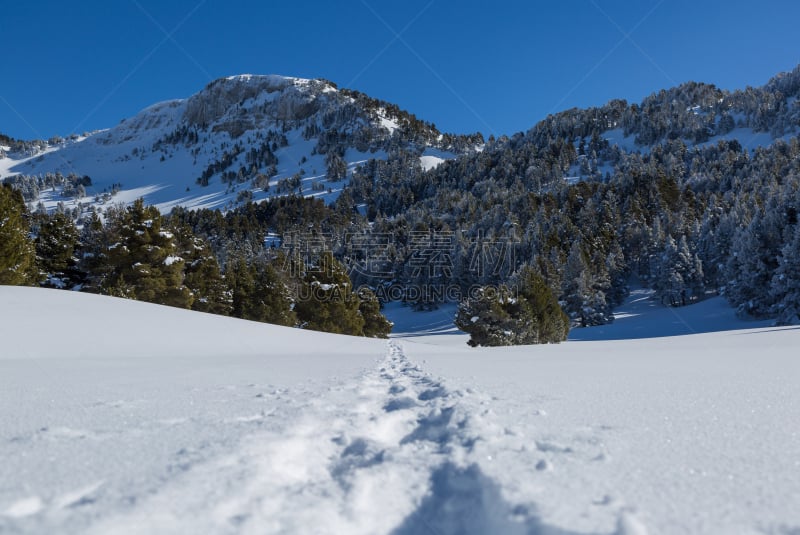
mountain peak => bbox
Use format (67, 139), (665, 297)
(223, 73), (313, 85)
(184, 74), (336, 129)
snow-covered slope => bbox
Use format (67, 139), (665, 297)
(0, 75), (465, 213)
(2, 286), (799, 534)
(601, 126), (800, 156)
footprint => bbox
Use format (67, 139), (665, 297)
(535, 440), (573, 454)
(418, 386), (448, 401)
(388, 384), (406, 395)
(384, 397), (417, 412)
(401, 407), (455, 445)
(535, 459), (552, 471)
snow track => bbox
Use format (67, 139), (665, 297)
(76, 341), (609, 535)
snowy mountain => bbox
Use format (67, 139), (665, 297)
(2, 286), (799, 534)
(0, 75), (479, 213)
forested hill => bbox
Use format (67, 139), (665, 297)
(344, 64), (800, 326)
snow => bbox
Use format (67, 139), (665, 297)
(567, 286), (773, 341)
(2, 286), (800, 534)
(602, 126), (799, 158)
(377, 108), (399, 134)
(603, 128), (650, 154)
(419, 147), (456, 171)
(312, 282), (337, 291)
(392, 293), (800, 534)
(419, 155), (444, 171)
(697, 126), (799, 151)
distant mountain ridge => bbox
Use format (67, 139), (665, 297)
(4, 66), (800, 216)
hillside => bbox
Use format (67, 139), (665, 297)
(1, 286), (799, 534)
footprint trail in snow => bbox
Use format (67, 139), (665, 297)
(61, 342), (637, 535)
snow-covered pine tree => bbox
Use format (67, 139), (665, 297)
(455, 266), (569, 346)
(325, 151), (347, 182)
(102, 199), (193, 309)
(770, 224), (800, 324)
(294, 252), (365, 335)
(34, 212), (80, 289)
(174, 224), (231, 315)
(358, 287), (393, 338)
(455, 286), (515, 347)
(726, 209), (784, 317)
(561, 240), (593, 326)
(560, 240), (611, 326)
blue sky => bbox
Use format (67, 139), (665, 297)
(1, 1), (799, 140)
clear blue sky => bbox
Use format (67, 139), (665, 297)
(1, 0), (799, 140)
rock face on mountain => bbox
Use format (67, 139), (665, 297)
(184, 76), (323, 131)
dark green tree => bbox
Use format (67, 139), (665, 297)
(34, 212), (80, 288)
(516, 266), (571, 343)
(102, 199), (193, 309)
(226, 254), (255, 319)
(0, 183), (37, 285)
(249, 261), (297, 326)
(295, 252), (365, 335)
(76, 211), (112, 292)
(358, 287), (393, 338)
(455, 286), (516, 347)
(174, 224), (231, 315)
(456, 266), (569, 346)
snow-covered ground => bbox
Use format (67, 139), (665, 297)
(1, 286), (799, 534)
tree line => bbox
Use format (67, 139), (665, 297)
(0, 185), (391, 338)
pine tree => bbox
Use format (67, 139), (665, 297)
(561, 240), (593, 326)
(358, 287), (393, 338)
(174, 225), (231, 315)
(678, 235), (705, 302)
(102, 199), (193, 308)
(455, 286), (515, 347)
(294, 252), (365, 335)
(515, 266), (571, 343)
(770, 224), (800, 324)
(560, 240), (611, 326)
(35, 212), (80, 288)
(76, 211), (111, 292)
(653, 236), (682, 305)
(0, 183), (37, 285)
(226, 254), (256, 319)
(249, 261), (297, 326)
(455, 266), (569, 346)
(726, 210), (783, 317)
(325, 152), (347, 182)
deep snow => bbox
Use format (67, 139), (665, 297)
(1, 286), (799, 534)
